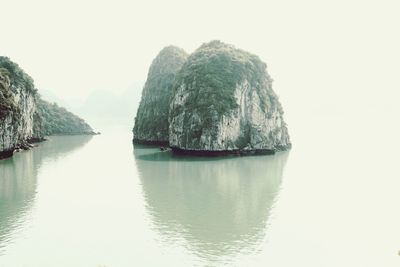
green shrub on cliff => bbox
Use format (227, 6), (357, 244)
(0, 67), (18, 117)
(0, 57), (36, 94)
(0, 58), (34, 118)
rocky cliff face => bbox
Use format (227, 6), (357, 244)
(133, 46), (188, 144)
(169, 41), (291, 155)
(0, 57), (94, 159)
(0, 57), (42, 158)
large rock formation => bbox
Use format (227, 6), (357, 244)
(133, 46), (188, 144)
(169, 41), (291, 155)
(0, 56), (95, 159)
(0, 57), (42, 158)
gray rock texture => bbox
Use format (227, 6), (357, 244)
(169, 41), (291, 155)
(0, 57), (41, 156)
(133, 46), (188, 144)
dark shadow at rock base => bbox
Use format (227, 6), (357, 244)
(0, 149), (14, 160)
(171, 146), (276, 157)
(132, 139), (169, 146)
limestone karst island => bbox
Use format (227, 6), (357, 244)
(0, 56), (96, 159)
(133, 40), (291, 155)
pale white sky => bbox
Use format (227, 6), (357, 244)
(1, 0), (399, 121)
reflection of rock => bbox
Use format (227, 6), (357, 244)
(0, 135), (92, 253)
(133, 145), (288, 261)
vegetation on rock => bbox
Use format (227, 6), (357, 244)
(0, 57), (36, 94)
(171, 41), (272, 124)
(0, 57), (37, 117)
(36, 99), (94, 136)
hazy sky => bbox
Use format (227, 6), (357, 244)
(1, 0), (399, 121)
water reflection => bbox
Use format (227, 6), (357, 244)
(0, 136), (92, 254)
(134, 145), (288, 264)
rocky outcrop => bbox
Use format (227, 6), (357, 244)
(169, 41), (291, 155)
(133, 46), (188, 144)
(0, 56), (95, 160)
(0, 57), (42, 159)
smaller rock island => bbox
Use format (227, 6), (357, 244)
(132, 46), (188, 145)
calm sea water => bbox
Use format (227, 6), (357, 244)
(0, 120), (399, 266)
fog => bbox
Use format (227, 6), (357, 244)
(1, 0), (398, 110)
(1, 0), (399, 151)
